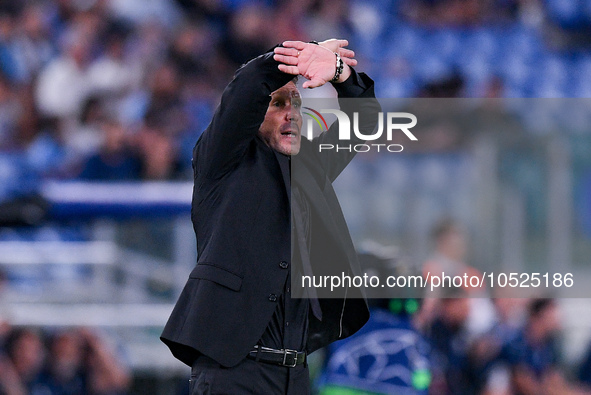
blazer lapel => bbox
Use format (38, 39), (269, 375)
(292, 156), (343, 246)
(274, 151), (291, 206)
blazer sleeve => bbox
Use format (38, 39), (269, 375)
(194, 49), (295, 179)
(313, 69), (382, 181)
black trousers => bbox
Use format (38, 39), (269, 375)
(190, 354), (310, 395)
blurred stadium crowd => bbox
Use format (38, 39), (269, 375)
(316, 219), (591, 395)
(0, 0), (590, 195)
(0, 0), (591, 394)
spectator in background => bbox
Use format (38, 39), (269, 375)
(35, 25), (95, 120)
(11, 84), (41, 150)
(428, 293), (481, 395)
(77, 119), (141, 181)
(124, 19), (168, 75)
(305, 0), (352, 45)
(418, 219), (495, 336)
(17, 85), (69, 180)
(64, 96), (108, 161)
(0, 354), (24, 395)
(0, 3), (22, 83)
(87, 19), (142, 102)
(37, 329), (89, 394)
(478, 296), (529, 395)
(143, 62), (186, 137)
(166, 23), (224, 164)
(221, 3), (272, 67)
(10, 2), (55, 84)
(116, 28), (186, 127)
(47, 0), (81, 37)
(423, 219), (471, 278)
(501, 298), (588, 395)
(173, 0), (230, 32)
(167, 23), (212, 83)
(270, 1), (311, 47)
(3, 327), (45, 394)
(491, 297), (527, 342)
(35, 328), (130, 395)
(135, 111), (183, 180)
(123, 62), (188, 179)
(507, 299), (560, 393)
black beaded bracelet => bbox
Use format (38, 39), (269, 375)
(330, 52), (344, 83)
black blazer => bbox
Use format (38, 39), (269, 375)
(161, 49), (380, 368)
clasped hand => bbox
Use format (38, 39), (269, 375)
(273, 39), (356, 89)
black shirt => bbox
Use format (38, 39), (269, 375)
(259, 159), (310, 351)
(258, 70), (370, 352)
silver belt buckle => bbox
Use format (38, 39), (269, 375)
(282, 349), (298, 367)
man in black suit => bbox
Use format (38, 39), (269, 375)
(161, 39), (380, 394)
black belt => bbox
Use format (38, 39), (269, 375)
(247, 345), (306, 367)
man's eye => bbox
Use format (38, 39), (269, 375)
(293, 101), (302, 108)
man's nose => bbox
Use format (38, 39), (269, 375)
(286, 105), (301, 121)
